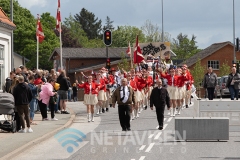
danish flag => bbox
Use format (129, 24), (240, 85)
(36, 15), (44, 43)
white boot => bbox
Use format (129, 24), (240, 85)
(87, 113), (91, 122)
(177, 107), (181, 115)
(135, 109), (138, 119)
(96, 105), (99, 115)
(91, 114), (94, 122)
(132, 111), (135, 120)
(170, 108), (173, 117)
(173, 108), (176, 117)
(99, 107), (102, 114)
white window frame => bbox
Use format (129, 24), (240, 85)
(208, 60), (219, 70)
(0, 45), (4, 92)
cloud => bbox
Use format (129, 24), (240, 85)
(17, 0), (48, 8)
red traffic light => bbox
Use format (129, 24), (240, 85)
(103, 29), (112, 46)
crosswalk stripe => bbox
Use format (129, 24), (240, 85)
(139, 145), (146, 151)
(163, 124), (168, 130)
(167, 117), (173, 122)
(154, 131), (162, 140)
(148, 134), (154, 139)
(145, 143), (155, 152)
(139, 156), (146, 160)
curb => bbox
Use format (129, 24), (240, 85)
(1, 107), (76, 160)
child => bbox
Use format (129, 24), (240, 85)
(72, 83), (78, 102)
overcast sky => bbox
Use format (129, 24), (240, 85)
(17, 0), (240, 49)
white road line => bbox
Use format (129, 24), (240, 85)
(148, 134), (154, 139)
(167, 117), (173, 122)
(139, 145), (146, 151)
(154, 131), (162, 140)
(145, 143), (155, 152)
(164, 118), (166, 121)
(131, 159), (135, 160)
(163, 124), (168, 130)
(139, 156), (146, 160)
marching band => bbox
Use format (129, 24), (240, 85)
(76, 62), (194, 123)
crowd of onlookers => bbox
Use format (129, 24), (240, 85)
(3, 65), (78, 133)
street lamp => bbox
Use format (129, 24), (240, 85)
(233, 0), (236, 63)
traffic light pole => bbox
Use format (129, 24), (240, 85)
(106, 46), (108, 58)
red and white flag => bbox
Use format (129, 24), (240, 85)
(56, 0), (61, 31)
(133, 35), (144, 64)
(126, 41), (131, 55)
(36, 15), (44, 43)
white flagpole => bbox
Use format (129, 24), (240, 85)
(37, 36), (39, 70)
(130, 45), (133, 68)
(59, 21), (63, 70)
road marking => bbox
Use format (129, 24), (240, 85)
(139, 145), (146, 151)
(131, 159), (135, 160)
(164, 118), (166, 121)
(167, 117), (173, 122)
(154, 131), (162, 140)
(163, 124), (168, 130)
(148, 134), (154, 139)
(145, 143), (155, 152)
(139, 156), (146, 160)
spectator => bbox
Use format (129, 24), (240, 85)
(67, 77), (72, 102)
(56, 70), (70, 114)
(203, 67), (217, 100)
(72, 83), (78, 102)
(226, 66), (240, 100)
(38, 78), (58, 120)
(28, 75), (41, 125)
(13, 76), (33, 133)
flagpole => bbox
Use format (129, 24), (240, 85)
(37, 36), (39, 70)
(59, 21), (63, 70)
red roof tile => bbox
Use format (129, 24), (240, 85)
(0, 7), (16, 28)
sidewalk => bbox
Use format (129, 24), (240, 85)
(0, 104), (76, 160)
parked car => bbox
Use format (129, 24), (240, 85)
(219, 75), (230, 97)
(214, 77), (221, 98)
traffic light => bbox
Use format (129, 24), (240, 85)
(236, 38), (239, 51)
(103, 29), (112, 46)
(106, 58), (111, 69)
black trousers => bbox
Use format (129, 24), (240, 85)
(14, 111), (21, 131)
(38, 100), (48, 119)
(118, 105), (131, 130)
(49, 103), (55, 119)
(207, 88), (215, 100)
(155, 107), (164, 127)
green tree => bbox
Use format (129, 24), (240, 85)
(103, 16), (114, 30)
(172, 33), (201, 60)
(63, 14), (88, 47)
(118, 52), (130, 71)
(191, 59), (205, 88)
(219, 60), (230, 76)
(1, 1), (59, 70)
(74, 8), (102, 39)
(111, 26), (145, 47)
(141, 19), (171, 42)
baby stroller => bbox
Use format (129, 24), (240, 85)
(0, 93), (16, 133)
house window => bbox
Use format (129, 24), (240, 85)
(0, 45), (4, 91)
(208, 60), (219, 70)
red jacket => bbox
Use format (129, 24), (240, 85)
(137, 77), (147, 91)
(160, 72), (179, 87)
(129, 79), (137, 91)
(77, 82), (100, 94)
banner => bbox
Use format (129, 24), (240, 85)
(133, 42), (171, 60)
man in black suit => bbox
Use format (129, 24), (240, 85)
(150, 79), (170, 130)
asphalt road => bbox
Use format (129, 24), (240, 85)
(16, 100), (240, 160)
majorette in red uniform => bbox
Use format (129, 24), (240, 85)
(77, 76), (100, 122)
(182, 64), (194, 108)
